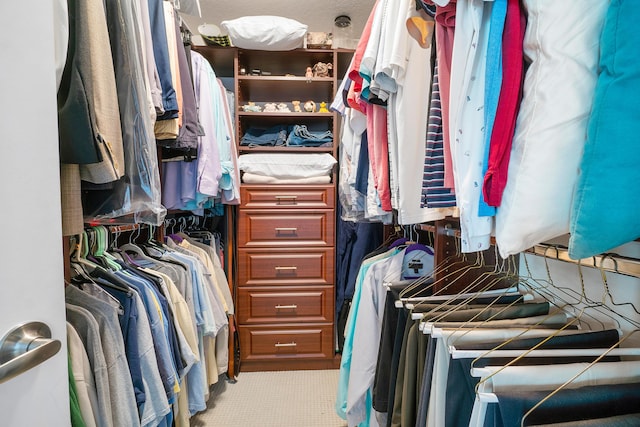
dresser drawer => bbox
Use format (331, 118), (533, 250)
(237, 248), (334, 286)
(237, 286), (334, 324)
(241, 185), (335, 209)
(238, 209), (334, 247)
(239, 324), (333, 361)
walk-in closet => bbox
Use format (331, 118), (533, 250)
(1, 0), (639, 426)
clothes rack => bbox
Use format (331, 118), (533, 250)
(526, 243), (640, 279)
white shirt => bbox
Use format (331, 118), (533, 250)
(448, 0), (494, 252)
(389, 4), (455, 225)
(347, 249), (406, 427)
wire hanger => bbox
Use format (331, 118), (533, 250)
(598, 253), (640, 316)
(466, 258), (628, 389)
(519, 251), (606, 331)
(519, 329), (640, 427)
(417, 251), (515, 325)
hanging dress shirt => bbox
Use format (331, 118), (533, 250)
(448, 0), (494, 252)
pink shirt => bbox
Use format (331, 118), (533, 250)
(433, 1), (457, 191)
(348, 0), (380, 93)
(366, 103), (392, 212)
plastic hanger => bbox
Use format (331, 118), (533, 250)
(69, 231), (131, 295)
(92, 226), (121, 271)
(398, 233), (466, 300)
(71, 232), (99, 270)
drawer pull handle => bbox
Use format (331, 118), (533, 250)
(274, 342), (297, 348)
(275, 266), (297, 271)
(275, 227), (298, 232)
(275, 195), (298, 205)
(275, 304), (298, 310)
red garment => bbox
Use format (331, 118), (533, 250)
(433, 1), (457, 191)
(482, 0), (526, 207)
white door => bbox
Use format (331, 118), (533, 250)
(0, 2), (70, 426)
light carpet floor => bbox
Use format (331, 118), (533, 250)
(190, 369), (348, 427)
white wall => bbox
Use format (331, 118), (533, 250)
(521, 240), (640, 347)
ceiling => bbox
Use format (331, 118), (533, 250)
(179, 0), (375, 42)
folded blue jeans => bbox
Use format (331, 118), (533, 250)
(240, 125), (287, 146)
(286, 124), (333, 146)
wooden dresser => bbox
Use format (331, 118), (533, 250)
(237, 184), (336, 370)
(193, 45), (353, 371)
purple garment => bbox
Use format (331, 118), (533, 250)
(191, 51), (223, 197)
(161, 160), (197, 210)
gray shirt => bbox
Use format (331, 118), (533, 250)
(66, 286), (140, 427)
(66, 304), (114, 427)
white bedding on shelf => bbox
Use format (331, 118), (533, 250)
(238, 153), (337, 179)
(241, 172), (331, 184)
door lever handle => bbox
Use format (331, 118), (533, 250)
(0, 321), (61, 385)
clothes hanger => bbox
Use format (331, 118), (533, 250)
(518, 329), (640, 427)
(129, 224), (143, 244)
(466, 262), (620, 390)
(433, 286), (538, 340)
(140, 224), (167, 251)
(91, 226), (122, 271)
(71, 232), (100, 271)
(421, 246), (515, 317)
(515, 245), (610, 331)
(598, 253), (640, 316)
(407, 250), (498, 313)
(83, 228), (109, 269)
(398, 233), (466, 300)
(70, 231), (132, 295)
(520, 249), (614, 331)
(413, 258), (515, 324)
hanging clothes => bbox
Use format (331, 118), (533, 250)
(67, 222), (233, 426)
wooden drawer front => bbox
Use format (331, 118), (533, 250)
(238, 248), (334, 286)
(239, 325), (333, 361)
(238, 210), (334, 247)
(238, 286), (334, 324)
(241, 185), (335, 209)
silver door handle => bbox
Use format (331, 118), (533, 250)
(0, 321), (61, 385)
(275, 304), (298, 310)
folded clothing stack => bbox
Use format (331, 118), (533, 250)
(240, 125), (288, 146)
(286, 125), (333, 147)
(238, 153), (337, 183)
(240, 125), (333, 147)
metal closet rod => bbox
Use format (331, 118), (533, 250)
(415, 223), (640, 278)
(526, 243), (640, 279)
